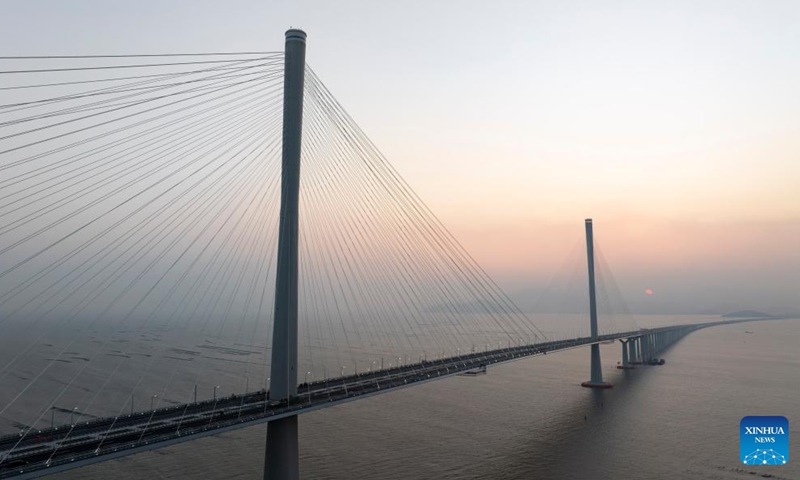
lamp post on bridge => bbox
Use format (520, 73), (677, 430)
(340, 367), (349, 396)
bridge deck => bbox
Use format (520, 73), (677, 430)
(0, 318), (782, 479)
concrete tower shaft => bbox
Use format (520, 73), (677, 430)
(265, 28), (306, 480)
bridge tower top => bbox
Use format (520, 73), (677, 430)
(285, 28), (307, 43)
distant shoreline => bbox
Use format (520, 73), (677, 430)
(721, 310), (774, 319)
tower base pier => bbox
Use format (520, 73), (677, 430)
(265, 415), (299, 480)
(580, 381), (614, 389)
(581, 343), (613, 388)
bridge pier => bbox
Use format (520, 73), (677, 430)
(651, 334), (658, 359)
(580, 219), (613, 389)
(639, 335), (647, 363)
(265, 28), (306, 480)
(627, 338), (639, 365)
(638, 337), (643, 362)
(617, 339), (634, 369)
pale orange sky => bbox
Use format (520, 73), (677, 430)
(333, 1), (800, 312)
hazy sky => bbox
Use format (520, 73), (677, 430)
(3, 0), (799, 313)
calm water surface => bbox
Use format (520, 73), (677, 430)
(49, 317), (800, 480)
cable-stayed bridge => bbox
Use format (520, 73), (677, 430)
(0, 30), (792, 479)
